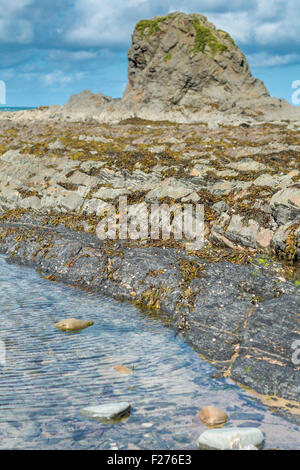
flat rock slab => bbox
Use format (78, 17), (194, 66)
(197, 427), (264, 450)
(229, 159), (267, 172)
(80, 402), (131, 422)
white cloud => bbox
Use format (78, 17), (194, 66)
(169, 0), (250, 13)
(65, 0), (252, 48)
(63, 0), (300, 59)
(248, 52), (299, 67)
(1, 0), (300, 75)
(42, 71), (73, 87)
(0, 18), (34, 44)
(209, 0), (300, 48)
(0, 0), (33, 17)
(65, 1), (135, 47)
(42, 70), (88, 88)
(0, 0), (34, 43)
(205, 12), (254, 44)
(255, 0), (285, 21)
(48, 50), (98, 62)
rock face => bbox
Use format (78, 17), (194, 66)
(63, 90), (113, 113)
(123, 12), (269, 114)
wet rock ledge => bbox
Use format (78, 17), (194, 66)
(0, 212), (299, 417)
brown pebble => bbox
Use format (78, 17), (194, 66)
(114, 365), (131, 374)
(55, 318), (94, 331)
(197, 406), (228, 427)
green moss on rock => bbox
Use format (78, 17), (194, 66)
(136, 16), (168, 37)
(192, 17), (228, 57)
(217, 29), (238, 48)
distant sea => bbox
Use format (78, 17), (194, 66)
(0, 106), (36, 112)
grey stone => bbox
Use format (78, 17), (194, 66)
(40, 187), (84, 212)
(93, 187), (128, 200)
(209, 181), (235, 196)
(19, 196), (41, 211)
(62, 90), (112, 113)
(0, 184), (21, 204)
(270, 186), (300, 209)
(79, 134), (112, 143)
(197, 427), (264, 450)
(148, 145), (166, 154)
(271, 222), (300, 257)
(66, 170), (98, 189)
(80, 402), (131, 422)
(181, 191), (200, 203)
(5, 12), (300, 123)
(212, 201), (229, 215)
(190, 163), (210, 177)
(214, 169), (238, 178)
(278, 175), (294, 188)
(146, 185), (192, 201)
(48, 139), (65, 150)
(1, 150), (23, 163)
(253, 173), (279, 188)
(81, 198), (112, 216)
(270, 186), (300, 224)
(229, 158), (267, 172)
(224, 214), (273, 249)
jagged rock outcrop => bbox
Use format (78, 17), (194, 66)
(56, 12), (300, 123)
(123, 12), (269, 112)
(63, 90), (113, 112)
(3, 11), (300, 124)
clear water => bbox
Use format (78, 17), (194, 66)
(0, 255), (299, 450)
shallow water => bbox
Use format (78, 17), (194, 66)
(0, 255), (299, 450)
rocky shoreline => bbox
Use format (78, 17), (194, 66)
(0, 119), (299, 255)
(0, 211), (299, 423)
(0, 116), (299, 424)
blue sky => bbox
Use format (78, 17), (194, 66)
(0, 0), (300, 107)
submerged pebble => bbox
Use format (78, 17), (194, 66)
(55, 318), (94, 331)
(197, 427), (264, 450)
(197, 406), (228, 427)
(80, 402), (131, 422)
(0, 255), (299, 449)
(113, 365), (132, 374)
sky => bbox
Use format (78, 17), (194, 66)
(0, 0), (300, 107)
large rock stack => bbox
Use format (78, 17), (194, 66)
(24, 11), (300, 124)
(123, 12), (269, 113)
